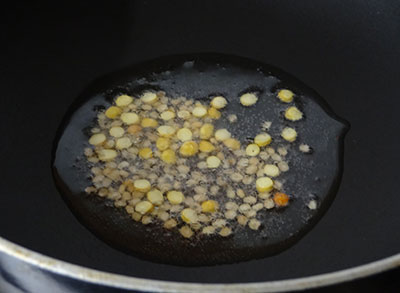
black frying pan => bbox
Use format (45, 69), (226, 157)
(1, 0), (399, 291)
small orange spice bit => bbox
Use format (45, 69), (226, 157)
(273, 192), (290, 207)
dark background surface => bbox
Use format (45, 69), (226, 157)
(0, 0), (399, 289)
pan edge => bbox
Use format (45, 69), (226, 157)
(0, 237), (398, 292)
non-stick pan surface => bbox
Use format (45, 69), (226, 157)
(1, 0), (399, 286)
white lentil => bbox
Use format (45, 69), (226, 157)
(278, 161), (289, 172)
(225, 202), (238, 210)
(248, 219), (261, 230)
(258, 192), (271, 199)
(239, 203), (251, 213)
(224, 210), (237, 220)
(264, 199), (275, 209)
(236, 189), (245, 198)
(219, 227), (232, 237)
(252, 203), (264, 211)
(213, 219), (227, 228)
(245, 209), (257, 218)
(243, 196), (257, 204)
(308, 200), (317, 210)
(228, 114), (238, 123)
(202, 226), (215, 235)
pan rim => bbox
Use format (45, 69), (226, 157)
(0, 237), (399, 292)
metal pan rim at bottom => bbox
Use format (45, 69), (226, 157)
(0, 237), (399, 292)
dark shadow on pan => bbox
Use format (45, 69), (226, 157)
(52, 53), (349, 266)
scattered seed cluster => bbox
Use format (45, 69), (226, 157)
(84, 89), (312, 239)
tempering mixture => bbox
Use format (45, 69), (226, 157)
(83, 89), (315, 239)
